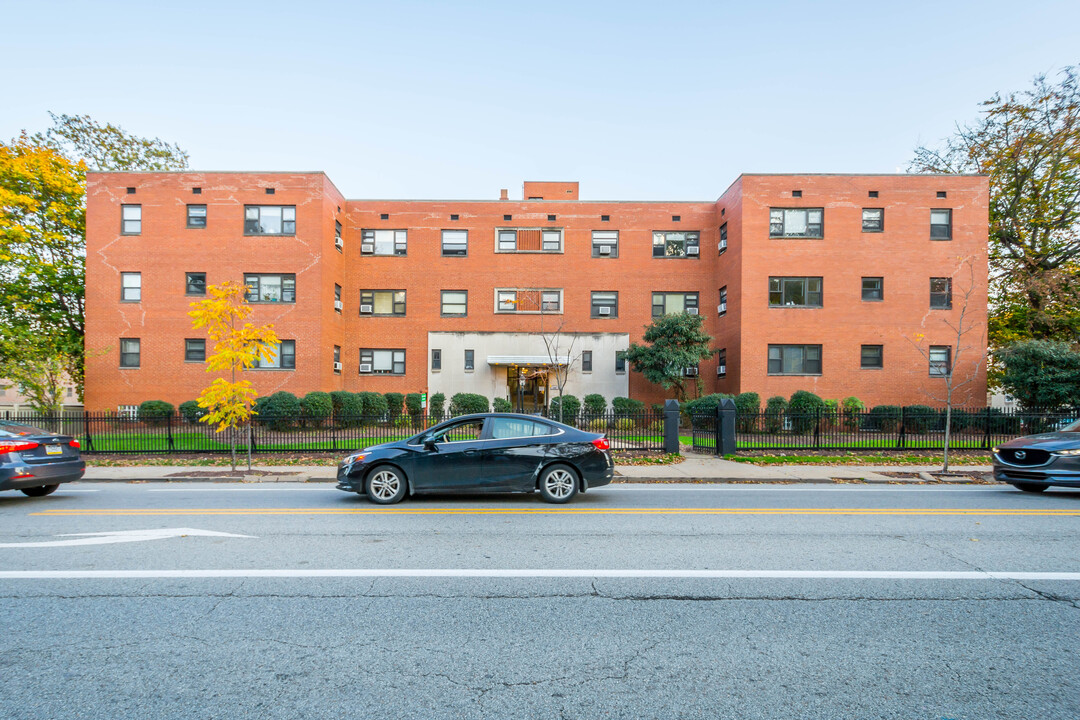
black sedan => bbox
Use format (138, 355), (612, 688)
(993, 419), (1080, 492)
(0, 422), (86, 497)
(336, 413), (614, 503)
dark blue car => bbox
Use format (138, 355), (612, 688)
(336, 413), (614, 504)
(0, 422), (86, 497)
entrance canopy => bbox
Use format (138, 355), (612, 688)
(487, 355), (569, 368)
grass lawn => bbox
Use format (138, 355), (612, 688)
(721, 453), (990, 466)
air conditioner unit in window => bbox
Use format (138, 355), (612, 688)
(598, 245), (612, 255)
(598, 306), (612, 315)
(335, 237), (344, 250)
(684, 367), (699, 377)
(359, 363), (372, 373)
(334, 300), (343, 311)
(360, 304), (373, 314)
(360, 244), (374, 253)
(687, 245), (700, 255)
(717, 365), (726, 376)
(718, 302), (727, 315)
(687, 307), (699, 315)
(333, 362), (342, 372)
(718, 239), (727, 252)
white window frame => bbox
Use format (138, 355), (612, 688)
(120, 272), (141, 302)
(359, 348), (405, 375)
(494, 288), (564, 314)
(441, 290), (467, 317)
(361, 229), (408, 256)
(441, 229), (468, 257)
(591, 230), (619, 258)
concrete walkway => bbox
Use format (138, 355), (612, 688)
(81, 457), (995, 484)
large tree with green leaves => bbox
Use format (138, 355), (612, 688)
(0, 114), (187, 410)
(624, 312), (715, 402)
(999, 339), (1080, 410)
(910, 67), (1080, 361)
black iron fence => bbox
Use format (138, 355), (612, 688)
(0, 410), (665, 455)
(690, 406), (1079, 453)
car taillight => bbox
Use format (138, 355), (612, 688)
(69, 440), (80, 449)
(592, 437), (610, 451)
(0, 441), (39, 454)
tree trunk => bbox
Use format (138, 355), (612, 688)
(246, 418), (252, 472)
(230, 426), (237, 473)
(943, 391), (952, 473)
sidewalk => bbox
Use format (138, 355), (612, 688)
(81, 457), (996, 484)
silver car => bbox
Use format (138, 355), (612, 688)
(0, 422), (86, 497)
(993, 419), (1080, 492)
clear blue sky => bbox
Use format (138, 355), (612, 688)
(3, 0), (1078, 200)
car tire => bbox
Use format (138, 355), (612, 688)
(20, 485), (60, 497)
(365, 466), (407, 505)
(1012, 482), (1049, 493)
(538, 464), (579, 504)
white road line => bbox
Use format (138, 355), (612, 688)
(1, 569), (1078, 580)
(601, 486), (1006, 492)
(146, 487), (331, 492)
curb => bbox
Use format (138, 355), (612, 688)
(77, 476), (1001, 486)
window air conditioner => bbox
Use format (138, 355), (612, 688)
(598, 306), (612, 315)
(687, 307), (699, 315)
(684, 367), (699, 377)
(717, 365), (726, 376)
(718, 302), (727, 315)
(333, 362), (343, 372)
(687, 245), (699, 255)
(360, 304), (373, 314)
(334, 300), (343, 311)
(361, 244), (374, 253)
(598, 245), (612, 255)
(359, 363), (372, 373)
(718, 239), (727, 252)
(335, 237), (344, 250)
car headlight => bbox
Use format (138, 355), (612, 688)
(991, 446), (1000, 454)
(1053, 448), (1080, 456)
(342, 453), (369, 465)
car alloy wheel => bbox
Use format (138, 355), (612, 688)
(366, 468), (406, 504)
(539, 465), (578, 503)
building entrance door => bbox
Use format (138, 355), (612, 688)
(507, 367), (547, 413)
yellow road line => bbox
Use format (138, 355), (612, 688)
(30, 507), (1080, 517)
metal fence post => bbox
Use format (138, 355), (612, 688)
(898, 406), (906, 450)
(166, 413), (175, 452)
(719, 398), (737, 456)
(813, 407), (821, 450)
(83, 410), (94, 453)
(983, 406), (992, 449)
(663, 399), (680, 455)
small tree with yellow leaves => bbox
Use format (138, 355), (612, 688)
(188, 281), (279, 472)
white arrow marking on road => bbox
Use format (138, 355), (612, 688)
(0, 528), (255, 548)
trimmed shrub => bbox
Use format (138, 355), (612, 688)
(612, 396), (645, 417)
(586, 418), (608, 431)
(405, 393), (424, 420)
(450, 392), (489, 416)
(493, 397), (512, 412)
(583, 393), (607, 417)
(548, 394), (581, 424)
(902, 405), (937, 434)
(647, 419), (664, 434)
(684, 393), (734, 416)
(787, 391), (826, 433)
(614, 418), (635, 431)
(330, 391), (364, 427)
(429, 392), (446, 421)
(179, 400), (205, 425)
(841, 396), (865, 431)
(384, 393), (405, 421)
(299, 392), (333, 428)
(393, 414), (412, 429)
(822, 399), (839, 428)
(139, 400), (174, 427)
(764, 396), (787, 433)
(358, 392), (388, 420)
(866, 405), (902, 433)
(261, 391), (301, 431)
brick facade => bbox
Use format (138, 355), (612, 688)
(84, 172), (988, 411)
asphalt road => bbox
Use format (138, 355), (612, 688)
(1, 482), (1078, 719)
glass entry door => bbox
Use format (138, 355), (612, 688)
(507, 367), (547, 413)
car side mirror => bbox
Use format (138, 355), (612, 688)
(423, 437), (438, 451)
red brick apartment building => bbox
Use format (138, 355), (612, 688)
(83, 172), (988, 413)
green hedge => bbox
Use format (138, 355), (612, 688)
(300, 391), (333, 428)
(450, 393), (489, 415)
(429, 392), (446, 421)
(179, 400), (205, 425)
(260, 391), (301, 431)
(358, 392), (388, 419)
(764, 396), (787, 433)
(330, 391), (364, 427)
(787, 391), (825, 433)
(139, 400), (174, 427)
(583, 394), (607, 416)
(384, 393), (405, 420)
(549, 394), (580, 424)
(612, 396), (645, 417)
(492, 397), (512, 412)
(866, 405), (902, 432)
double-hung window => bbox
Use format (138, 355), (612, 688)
(496, 228), (563, 253)
(651, 292), (699, 317)
(119, 338), (140, 368)
(333, 345), (341, 373)
(652, 231), (700, 258)
(359, 349), (405, 375)
(719, 223), (728, 254)
(615, 351), (627, 373)
(121, 205), (142, 234)
(186, 272), (207, 296)
(254, 340), (295, 369)
(929, 346), (951, 377)
(862, 208), (883, 232)
(930, 277), (952, 309)
(767, 344), (822, 375)
(718, 286), (728, 316)
(769, 208), (823, 238)
(441, 230), (468, 256)
(717, 348), (727, 377)
(464, 349), (475, 371)
(581, 351), (593, 372)
(862, 277), (883, 301)
(861, 345), (883, 369)
(245, 274), (296, 303)
(120, 272), (141, 302)
(360, 229), (407, 256)
(187, 205), (207, 229)
(359, 290), (406, 316)
(769, 277), (823, 307)
(431, 349), (442, 371)
(495, 289), (563, 314)
(244, 206), (295, 235)
(185, 339), (206, 362)
(441, 290), (467, 317)
(591, 230), (619, 258)
(930, 209), (952, 240)
(591, 291), (618, 318)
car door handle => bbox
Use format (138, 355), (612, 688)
(463, 449), (478, 456)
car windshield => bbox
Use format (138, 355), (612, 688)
(1062, 419), (1080, 432)
(0, 421), (52, 438)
